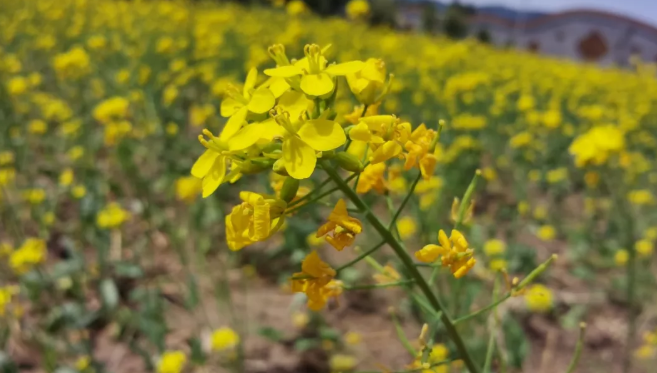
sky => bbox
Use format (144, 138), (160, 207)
(458, 0), (657, 27)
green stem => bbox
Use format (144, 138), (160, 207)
(454, 294), (511, 325)
(391, 309), (417, 357)
(336, 240), (385, 273)
(321, 160), (480, 373)
(482, 277), (500, 373)
(566, 323), (587, 373)
(287, 176), (332, 208)
(454, 169), (481, 230)
(353, 359), (456, 373)
(343, 279), (415, 290)
(388, 172), (422, 230)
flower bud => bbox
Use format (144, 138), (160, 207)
(280, 177), (300, 203)
(273, 158), (289, 176)
(335, 152), (363, 173)
(241, 159), (275, 175)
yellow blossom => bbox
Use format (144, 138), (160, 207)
(346, 0), (370, 20)
(157, 351), (186, 373)
(615, 250), (629, 266)
(9, 238), (47, 275)
(373, 264), (401, 285)
(291, 251), (340, 311)
(569, 125), (625, 167)
(346, 58), (389, 104)
(96, 202), (131, 229)
(59, 168), (74, 186)
(225, 192), (286, 251)
(28, 119), (47, 135)
(211, 327), (240, 351)
(483, 239), (506, 256)
(537, 225), (556, 241)
(628, 189), (654, 205)
(397, 216), (417, 240)
(316, 199), (363, 251)
(23, 188), (46, 204)
(175, 176), (202, 203)
(292, 311), (310, 328)
(344, 331), (362, 345)
(356, 163), (386, 194)
(415, 229), (476, 279)
(524, 284), (553, 312)
(72, 185), (86, 199)
(330, 354), (357, 372)
(635, 239), (653, 257)
(93, 97), (130, 124)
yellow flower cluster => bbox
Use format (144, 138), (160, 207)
(415, 229), (476, 278)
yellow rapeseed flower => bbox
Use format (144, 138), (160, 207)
(524, 284), (553, 312)
(316, 199), (363, 251)
(415, 229), (476, 278)
(225, 191), (286, 251)
(157, 351), (186, 373)
(537, 225), (556, 241)
(290, 251), (341, 311)
(96, 202), (131, 229)
(175, 176), (202, 203)
(9, 238), (47, 275)
(211, 327), (240, 351)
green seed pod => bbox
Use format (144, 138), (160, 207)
(335, 152), (363, 173)
(279, 177), (300, 203)
(272, 158), (289, 176)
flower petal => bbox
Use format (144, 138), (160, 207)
(300, 73), (334, 97)
(297, 119), (346, 151)
(220, 106), (248, 141)
(283, 136), (316, 179)
(247, 87), (275, 114)
(264, 65), (303, 78)
(324, 61), (365, 76)
(369, 140), (402, 164)
(228, 119), (282, 151)
(220, 97), (244, 117)
(266, 77), (290, 98)
(278, 90), (313, 120)
(191, 149), (219, 178)
(243, 68), (258, 97)
(201, 156), (226, 198)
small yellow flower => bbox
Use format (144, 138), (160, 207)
(67, 146), (85, 161)
(9, 238), (47, 275)
(634, 345), (655, 360)
(286, 0), (308, 15)
(175, 176), (202, 203)
(329, 354), (357, 372)
(316, 199), (363, 251)
(211, 327), (240, 351)
(415, 229), (476, 279)
(7, 76), (28, 96)
(75, 356), (91, 371)
(489, 258), (507, 271)
(0, 151), (14, 166)
(22, 189), (46, 204)
(346, 58), (389, 105)
(524, 284), (553, 312)
(546, 168), (568, 184)
(292, 311), (310, 328)
(584, 171), (599, 188)
(615, 250), (629, 266)
(96, 202), (131, 229)
(291, 251), (341, 311)
(346, 0), (370, 20)
(628, 189), (654, 205)
(166, 122), (179, 136)
(344, 331), (362, 345)
(397, 216), (417, 240)
(157, 351), (186, 373)
(59, 168), (74, 187)
(483, 239), (506, 256)
(635, 239), (653, 257)
(93, 97), (130, 124)
(537, 225), (556, 242)
(72, 185), (87, 199)
(43, 212), (55, 226)
(517, 200), (530, 216)
(356, 163), (387, 194)
(28, 119), (48, 135)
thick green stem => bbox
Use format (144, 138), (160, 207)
(389, 173), (422, 230)
(321, 160), (480, 373)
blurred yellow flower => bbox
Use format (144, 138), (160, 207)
(286, 0), (308, 16)
(157, 351), (186, 373)
(346, 0), (370, 20)
(537, 225), (556, 241)
(67, 146), (85, 161)
(175, 176), (202, 203)
(525, 284), (553, 312)
(28, 119), (47, 135)
(22, 188), (46, 204)
(344, 331), (362, 345)
(329, 354), (357, 372)
(96, 202), (131, 229)
(628, 189), (654, 205)
(59, 168), (74, 186)
(7, 76), (28, 96)
(569, 125), (625, 167)
(397, 216), (417, 240)
(292, 311), (310, 328)
(9, 238), (47, 275)
(615, 250), (629, 266)
(635, 239), (653, 257)
(483, 239), (506, 256)
(72, 185), (86, 199)
(211, 327), (240, 351)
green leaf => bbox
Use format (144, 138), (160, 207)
(185, 275), (199, 310)
(100, 279), (119, 310)
(113, 262), (144, 278)
(188, 337), (206, 365)
(258, 327), (284, 342)
(293, 338), (318, 351)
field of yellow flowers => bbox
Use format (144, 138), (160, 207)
(2, 0), (657, 372)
